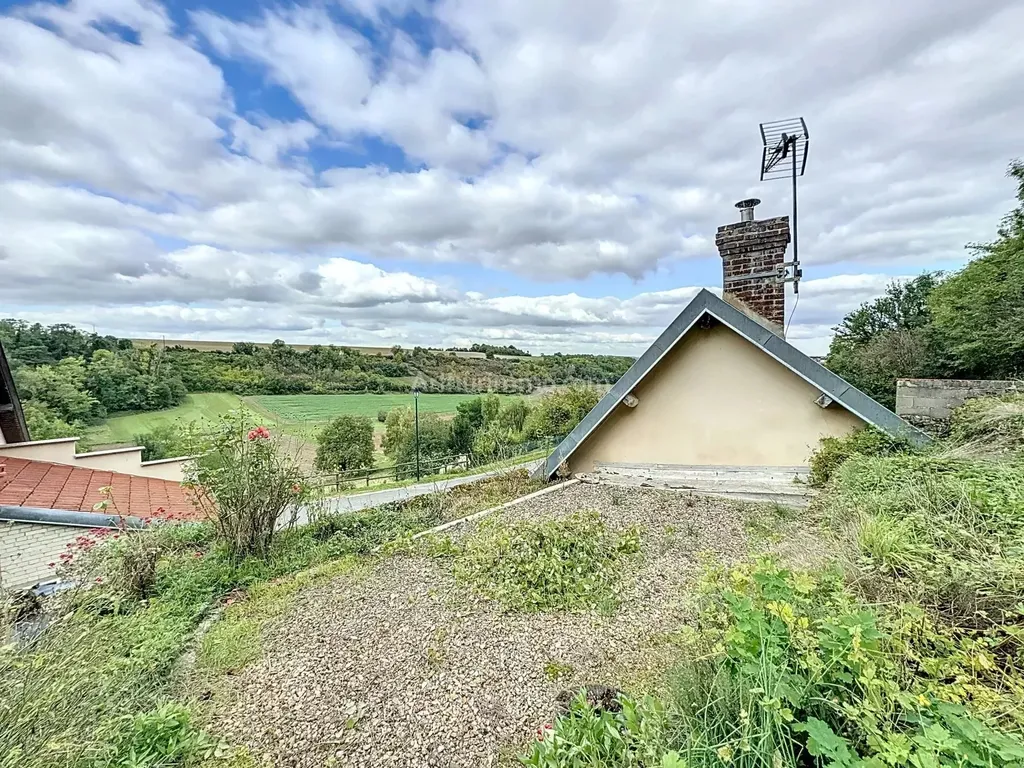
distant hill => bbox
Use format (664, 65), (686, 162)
(130, 339), (523, 360)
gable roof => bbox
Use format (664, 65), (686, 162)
(541, 289), (930, 479)
(0, 340), (30, 444)
(0, 456), (199, 520)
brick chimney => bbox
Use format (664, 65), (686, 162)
(714, 199), (791, 335)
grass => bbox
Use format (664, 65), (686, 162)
(83, 393), (258, 446)
(250, 392), (522, 426)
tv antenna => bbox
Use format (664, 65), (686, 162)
(759, 117), (808, 294)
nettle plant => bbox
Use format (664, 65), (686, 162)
(184, 413), (307, 562)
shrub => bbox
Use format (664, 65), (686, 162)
(447, 511), (640, 612)
(377, 408), (388, 423)
(184, 413), (306, 561)
(949, 393), (1024, 453)
(133, 423), (190, 462)
(807, 426), (913, 487)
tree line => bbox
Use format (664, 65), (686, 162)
(0, 322), (188, 440)
(0, 319), (630, 443)
(314, 386), (601, 478)
(825, 160), (1024, 409)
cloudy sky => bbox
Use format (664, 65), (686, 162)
(1, 0), (1021, 356)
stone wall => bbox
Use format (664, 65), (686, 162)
(895, 378), (1024, 435)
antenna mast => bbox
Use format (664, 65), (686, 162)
(759, 117), (809, 293)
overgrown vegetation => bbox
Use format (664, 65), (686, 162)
(439, 511), (640, 612)
(807, 426), (914, 487)
(948, 392), (1024, 452)
(824, 160), (1024, 408)
(524, 394), (1024, 767)
(0, 455), (537, 768)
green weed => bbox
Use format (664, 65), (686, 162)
(444, 511), (641, 612)
(521, 693), (670, 768)
(808, 426), (914, 487)
(543, 660), (575, 682)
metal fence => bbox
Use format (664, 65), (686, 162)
(308, 435), (560, 492)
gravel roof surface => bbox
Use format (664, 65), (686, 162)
(207, 482), (811, 768)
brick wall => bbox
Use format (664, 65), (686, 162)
(715, 215), (791, 330)
(895, 378), (1024, 435)
(0, 521), (80, 590)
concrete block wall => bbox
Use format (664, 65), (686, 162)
(0, 521), (80, 590)
(896, 378), (1024, 435)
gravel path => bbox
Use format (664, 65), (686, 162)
(209, 484), (816, 767)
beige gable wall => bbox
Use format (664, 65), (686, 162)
(570, 322), (865, 473)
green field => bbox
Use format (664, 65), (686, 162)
(249, 393), (511, 425)
(85, 392), (520, 448)
(84, 393), (255, 446)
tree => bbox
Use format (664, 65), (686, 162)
(831, 274), (940, 346)
(21, 400), (78, 441)
(450, 397), (485, 455)
(134, 423), (188, 462)
(523, 386), (601, 438)
(314, 415), (375, 473)
(823, 274), (943, 409)
(383, 407), (451, 476)
(14, 357), (104, 424)
(928, 160), (1024, 378)
(481, 393), (501, 425)
(498, 398), (531, 433)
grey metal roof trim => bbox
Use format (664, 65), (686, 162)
(0, 505), (147, 530)
(0, 339), (30, 444)
(541, 289), (931, 479)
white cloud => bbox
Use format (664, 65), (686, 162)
(1, 0), (1021, 355)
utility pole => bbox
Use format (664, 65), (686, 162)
(413, 388), (421, 481)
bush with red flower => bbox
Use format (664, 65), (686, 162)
(184, 411), (308, 561)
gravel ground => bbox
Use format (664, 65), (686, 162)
(207, 483), (820, 768)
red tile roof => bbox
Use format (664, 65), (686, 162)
(0, 456), (201, 521)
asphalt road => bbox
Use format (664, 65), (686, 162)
(284, 459), (543, 527)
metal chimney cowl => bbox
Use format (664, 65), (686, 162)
(735, 198), (760, 222)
